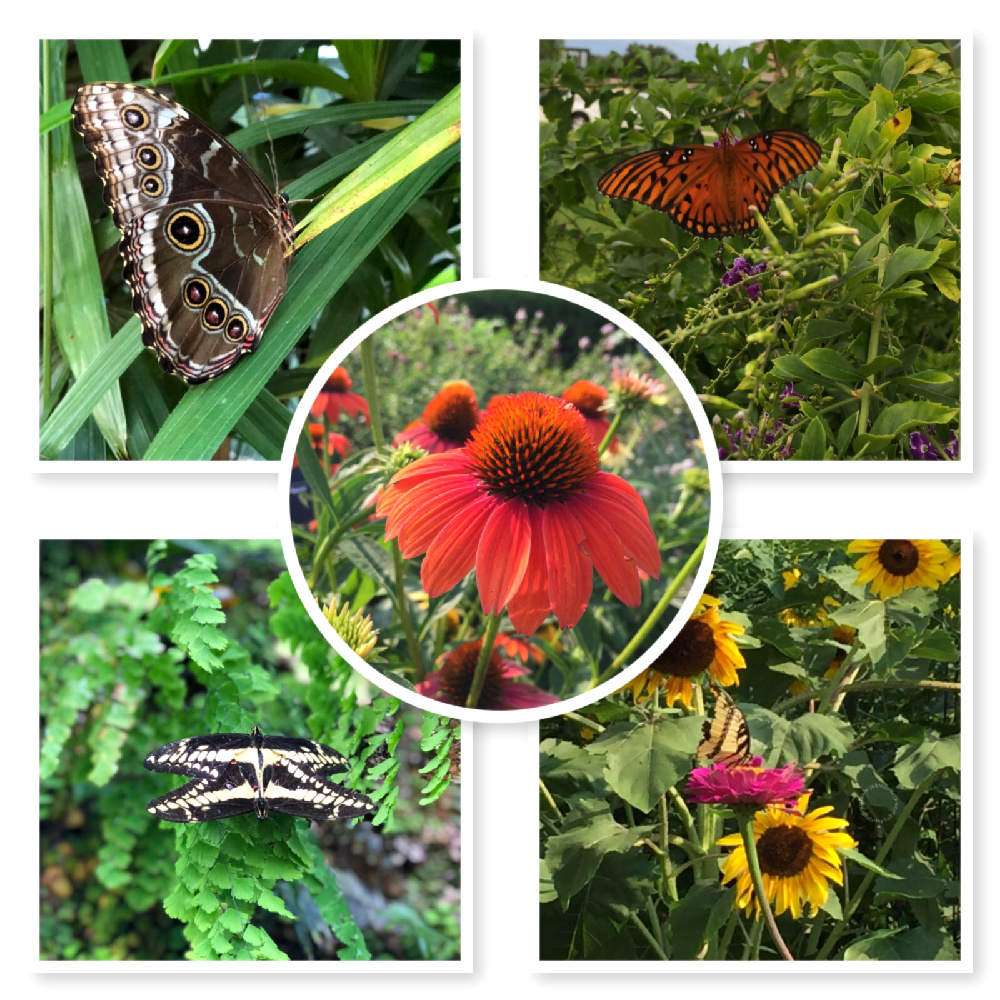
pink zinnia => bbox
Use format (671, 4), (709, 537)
(311, 367), (370, 424)
(393, 380), (480, 454)
(561, 379), (617, 452)
(417, 639), (560, 710)
(377, 391), (661, 635)
(686, 762), (806, 812)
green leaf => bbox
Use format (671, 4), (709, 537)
(599, 718), (698, 812)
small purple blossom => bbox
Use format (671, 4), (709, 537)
(721, 257), (769, 301)
(779, 383), (804, 411)
(909, 427), (959, 460)
(515, 308), (527, 322)
(578, 336), (591, 349)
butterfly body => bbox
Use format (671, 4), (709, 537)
(72, 82), (294, 384)
(697, 687), (752, 766)
(598, 129), (822, 238)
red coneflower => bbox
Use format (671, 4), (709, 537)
(561, 379), (616, 452)
(417, 639), (560, 710)
(311, 367), (370, 424)
(377, 391), (661, 635)
(394, 380), (480, 454)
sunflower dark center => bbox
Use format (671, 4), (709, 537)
(757, 825), (813, 878)
(465, 392), (599, 504)
(435, 642), (505, 709)
(424, 382), (479, 443)
(877, 540), (919, 577)
(648, 619), (715, 678)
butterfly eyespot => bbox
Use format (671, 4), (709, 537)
(225, 316), (248, 343)
(164, 209), (207, 251)
(183, 278), (209, 307)
(136, 144), (162, 169)
(141, 175), (164, 197)
(121, 103), (150, 130)
(202, 299), (228, 330)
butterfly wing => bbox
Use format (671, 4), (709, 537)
(697, 688), (752, 766)
(72, 82), (294, 383)
(146, 766), (257, 823)
(598, 130), (821, 237)
(722, 130), (823, 233)
(264, 757), (376, 821)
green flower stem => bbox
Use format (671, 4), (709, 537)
(390, 541), (424, 681)
(627, 911), (668, 961)
(858, 246), (888, 437)
(308, 529), (342, 591)
(597, 409), (624, 456)
(538, 778), (563, 819)
(358, 335), (423, 677)
(659, 793), (677, 903)
(465, 613), (501, 708)
(359, 335), (386, 451)
(562, 711), (605, 734)
(735, 805), (794, 961)
(602, 536), (707, 680)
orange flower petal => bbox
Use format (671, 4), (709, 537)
(476, 501), (532, 616)
(542, 503), (592, 628)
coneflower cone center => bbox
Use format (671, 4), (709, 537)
(465, 392), (599, 504)
(757, 825), (812, 877)
(649, 619), (715, 678)
(436, 643), (504, 709)
(562, 380), (608, 418)
(424, 382), (479, 442)
(878, 540), (919, 576)
(326, 367), (353, 392)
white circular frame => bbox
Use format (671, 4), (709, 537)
(278, 278), (723, 723)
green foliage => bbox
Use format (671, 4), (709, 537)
(540, 539), (961, 961)
(40, 39), (461, 461)
(540, 40), (961, 460)
(295, 295), (713, 703)
(40, 541), (460, 961)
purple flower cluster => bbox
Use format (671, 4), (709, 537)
(718, 409), (801, 461)
(909, 427), (959, 460)
(721, 256), (769, 301)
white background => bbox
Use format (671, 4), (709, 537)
(16, 4), (990, 996)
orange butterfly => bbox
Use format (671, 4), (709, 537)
(597, 128), (822, 238)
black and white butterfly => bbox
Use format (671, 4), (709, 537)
(144, 726), (374, 823)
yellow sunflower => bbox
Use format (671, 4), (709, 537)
(847, 539), (953, 599)
(626, 594), (746, 708)
(717, 794), (857, 920)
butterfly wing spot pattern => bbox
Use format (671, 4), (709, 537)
(696, 687), (753, 767)
(598, 129), (822, 238)
(144, 726), (375, 823)
(72, 82), (295, 384)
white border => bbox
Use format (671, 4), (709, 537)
(277, 278), (723, 723)
(37, 36), (472, 474)
(533, 534), (971, 972)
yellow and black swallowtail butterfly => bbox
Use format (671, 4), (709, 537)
(697, 687), (752, 766)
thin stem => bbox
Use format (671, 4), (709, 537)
(465, 613), (501, 708)
(735, 806), (794, 961)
